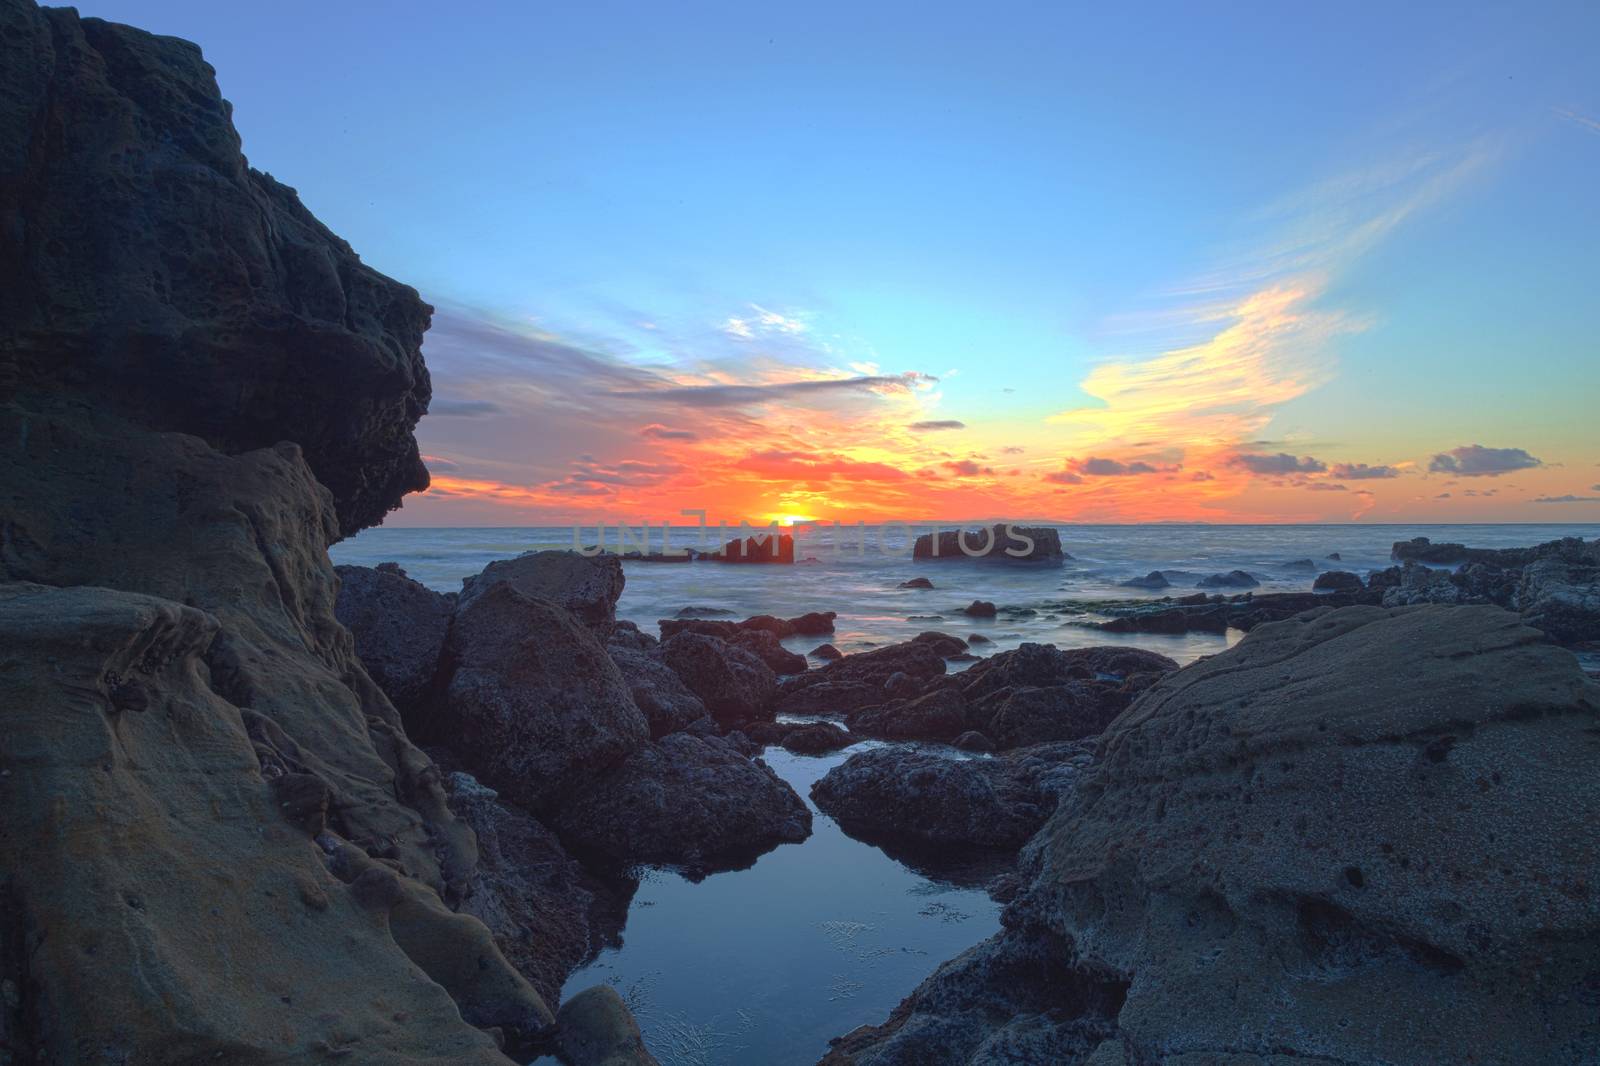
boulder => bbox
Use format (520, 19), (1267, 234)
(606, 645), (713, 739)
(335, 562), (453, 724)
(730, 628), (809, 675)
(898, 576), (935, 589)
(554, 734), (812, 872)
(826, 605), (1600, 1063)
(1117, 571), (1169, 589)
(1312, 568), (1364, 592)
(607, 619), (657, 651)
(811, 642), (844, 661)
(962, 599), (998, 617)
(780, 721), (856, 754)
(654, 632), (778, 726)
(850, 688), (970, 741)
(441, 582), (648, 812)
(459, 550), (624, 637)
(1195, 569), (1259, 588)
(912, 524), (1066, 562)
(1519, 555), (1600, 642)
(555, 986), (661, 1066)
(777, 636), (949, 715)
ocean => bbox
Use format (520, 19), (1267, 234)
(331, 522), (1596, 1065)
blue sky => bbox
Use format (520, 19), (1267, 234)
(77, 1), (1600, 522)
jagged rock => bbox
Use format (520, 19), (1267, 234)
(654, 631), (777, 726)
(555, 986), (661, 1066)
(442, 770), (630, 1009)
(828, 605), (1600, 1064)
(962, 599), (998, 617)
(1312, 568), (1364, 592)
(1117, 571), (1169, 589)
(440, 581), (648, 813)
(554, 734), (812, 872)
(912, 524), (1066, 561)
(606, 645), (712, 739)
(1520, 556), (1600, 642)
(0, 583), (516, 1064)
(0, 2), (431, 538)
(1195, 569), (1259, 588)
(335, 562), (453, 725)
(729, 628), (809, 675)
(459, 550), (624, 637)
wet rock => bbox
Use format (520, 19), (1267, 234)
(459, 550), (624, 637)
(441, 582), (648, 812)
(1326, 551), (1342, 560)
(1099, 589), (1381, 635)
(714, 532), (794, 563)
(555, 985), (660, 1066)
(851, 688), (970, 741)
(655, 632), (778, 726)
(953, 730), (994, 752)
(730, 628), (809, 675)
(829, 605), (1600, 1064)
(1519, 555), (1600, 642)
(899, 576), (935, 589)
(555, 734), (812, 872)
(962, 599), (998, 617)
(912, 524), (1066, 562)
(811, 642), (844, 661)
(777, 636), (949, 715)
(606, 645), (713, 739)
(1312, 568), (1364, 592)
(442, 770), (631, 1008)
(1117, 571), (1169, 589)
(334, 562), (453, 725)
(674, 605), (734, 618)
(1196, 569), (1259, 588)
(967, 633), (991, 644)
(779, 721), (857, 754)
(658, 610), (835, 641)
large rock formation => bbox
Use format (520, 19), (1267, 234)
(825, 605), (1600, 1064)
(912, 524), (1065, 562)
(0, 0), (431, 537)
(0, 3), (576, 1060)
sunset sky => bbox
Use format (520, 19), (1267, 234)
(87, 1), (1600, 525)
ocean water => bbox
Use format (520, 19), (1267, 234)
(333, 522), (1596, 1066)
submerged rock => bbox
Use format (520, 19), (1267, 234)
(962, 599), (998, 617)
(556, 985), (661, 1066)
(555, 734), (812, 872)
(334, 562), (453, 725)
(898, 576), (935, 589)
(1195, 568), (1259, 588)
(1117, 571), (1169, 589)
(827, 604), (1600, 1064)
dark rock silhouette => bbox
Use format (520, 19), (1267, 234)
(912, 524), (1065, 561)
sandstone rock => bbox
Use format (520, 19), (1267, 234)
(554, 734), (812, 872)
(606, 645), (713, 739)
(0, 2), (431, 537)
(441, 582), (648, 812)
(335, 562), (453, 725)
(912, 524), (1065, 561)
(1311, 568), (1363, 592)
(459, 550), (624, 637)
(555, 986), (661, 1066)
(828, 605), (1600, 1063)
(655, 631), (778, 726)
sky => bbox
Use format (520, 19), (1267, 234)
(81, 0), (1600, 525)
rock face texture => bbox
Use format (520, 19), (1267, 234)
(459, 551), (625, 636)
(0, 5), (566, 1061)
(825, 605), (1600, 1065)
(0, 0), (431, 538)
(335, 562), (454, 725)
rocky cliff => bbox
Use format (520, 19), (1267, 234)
(0, 2), (545, 1061)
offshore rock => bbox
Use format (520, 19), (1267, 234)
(912, 524), (1066, 562)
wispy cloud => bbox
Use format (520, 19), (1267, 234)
(1554, 107), (1600, 136)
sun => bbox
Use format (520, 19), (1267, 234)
(765, 512), (819, 526)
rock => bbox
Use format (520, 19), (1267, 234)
(811, 745), (1090, 853)
(1117, 571), (1169, 589)
(1312, 568), (1364, 592)
(851, 688), (970, 741)
(811, 642), (844, 661)
(968, 683), (1130, 749)
(606, 645), (713, 739)
(441, 582), (648, 812)
(334, 562), (453, 725)
(791, 611), (839, 635)
(459, 550), (624, 637)
(555, 985), (661, 1066)
(1391, 535), (1595, 568)
(828, 605), (1600, 1064)
(1282, 558), (1316, 569)
(953, 730), (994, 752)
(674, 605), (734, 618)
(899, 576), (935, 589)
(962, 599), (998, 617)
(1519, 556), (1600, 642)
(1195, 569), (1259, 588)
(1326, 551), (1342, 560)
(608, 619), (657, 651)
(0, 584), (517, 1064)
(912, 524), (1066, 562)
(729, 628), (809, 675)
(779, 721), (856, 754)
(0, 3), (431, 538)
(714, 532), (794, 563)
(554, 734), (812, 873)
(658, 610), (835, 641)
(1098, 589), (1381, 635)
(654, 632), (778, 726)
(967, 633), (991, 644)
(777, 637), (949, 715)
(443, 770), (631, 1008)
